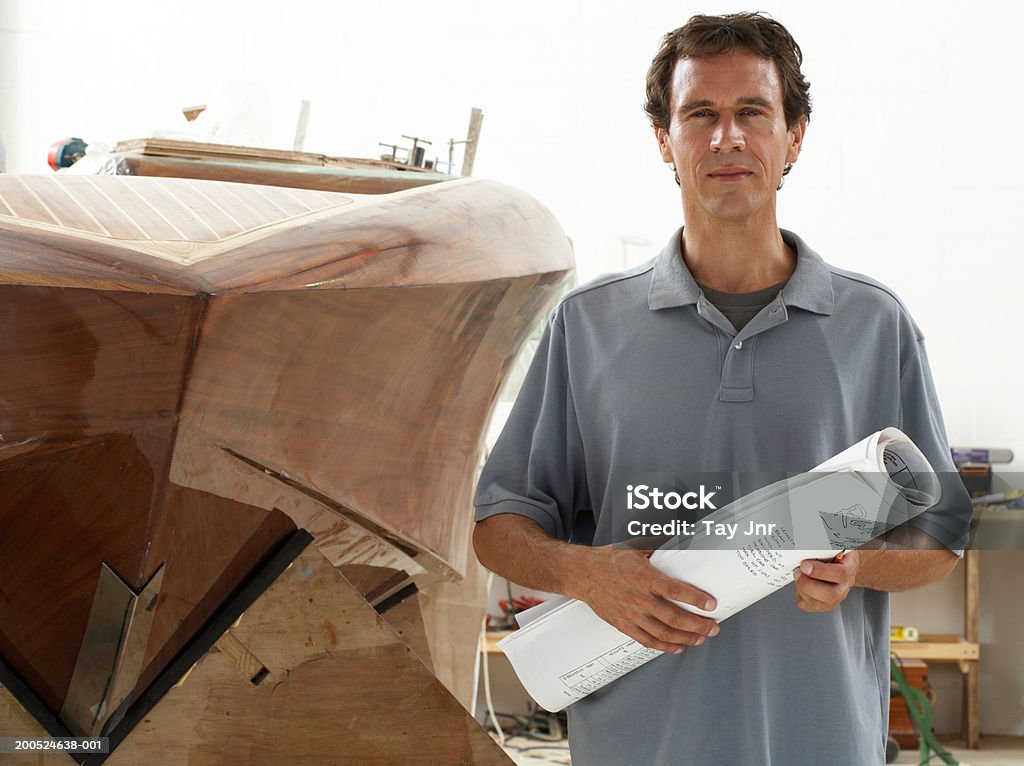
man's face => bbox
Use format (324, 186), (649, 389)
(654, 48), (806, 224)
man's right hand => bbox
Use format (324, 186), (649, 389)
(573, 546), (720, 654)
(473, 514), (720, 654)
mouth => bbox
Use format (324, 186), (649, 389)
(708, 167), (753, 182)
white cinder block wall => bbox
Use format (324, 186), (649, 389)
(1, 0), (1021, 736)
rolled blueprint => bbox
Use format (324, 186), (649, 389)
(497, 427), (939, 712)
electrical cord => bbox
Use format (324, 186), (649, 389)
(479, 572), (505, 746)
(478, 567), (569, 758)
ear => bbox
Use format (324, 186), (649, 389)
(654, 126), (674, 164)
(786, 115), (807, 164)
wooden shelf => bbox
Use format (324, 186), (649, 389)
(891, 548), (981, 748)
(891, 634), (979, 666)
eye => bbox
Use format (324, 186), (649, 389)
(740, 108), (763, 117)
(690, 110), (714, 119)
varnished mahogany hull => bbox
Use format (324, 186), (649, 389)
(0, 174), (573, 728)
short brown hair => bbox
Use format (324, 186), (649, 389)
(644, 12), (812, 130)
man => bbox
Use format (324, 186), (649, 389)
(473, 12), (970, 765)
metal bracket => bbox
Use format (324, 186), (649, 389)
(58, 563), (165, 737)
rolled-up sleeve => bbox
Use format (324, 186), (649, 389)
(899, 338), (972, 553)
(473, 308), (590, 541)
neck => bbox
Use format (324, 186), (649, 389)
(681, 212), (795, 293)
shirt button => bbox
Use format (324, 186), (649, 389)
(770, 307), (781, 315)
(734, 340), (743, 350)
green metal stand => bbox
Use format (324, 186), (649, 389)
(890, 657), (959, 766)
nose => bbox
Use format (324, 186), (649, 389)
(710, 114), (745, 152)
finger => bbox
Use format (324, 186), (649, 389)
(645, 613), (715, 645)
(624, 623), (688, 654)
(652, 573), (718, 612)
(647, 598), (721, 638)
(794, 577), (837, 611)
(794, 573), (846, 610)
(796, 559), (850, 585)
(797, 591), (841, 612)
(637, 613), (710, 648)
(796, 592), (832, 612)
(795, 570), (843, 599)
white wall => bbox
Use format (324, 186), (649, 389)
(2, 0), (1021, 736)
(5, 1), (1021, 453)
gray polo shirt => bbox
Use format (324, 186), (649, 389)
(474, 228), (970, 766)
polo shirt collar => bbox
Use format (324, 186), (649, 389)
(648, 226), (835, 315)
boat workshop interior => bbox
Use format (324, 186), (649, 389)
(0, 2), (1021, 765)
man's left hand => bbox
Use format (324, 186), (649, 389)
(793, 551), (860, 612)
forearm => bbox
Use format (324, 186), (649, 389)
(854, 548), (958, 592)
(472, 513), (592, 599)
(852, 526), (959, 591)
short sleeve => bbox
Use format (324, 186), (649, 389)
(473, 308), (590, 541)
(899, 339), (972, 553)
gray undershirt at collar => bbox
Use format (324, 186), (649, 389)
(698, 278), (790, 333)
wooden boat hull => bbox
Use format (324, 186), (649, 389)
(0, 173), (572, 757)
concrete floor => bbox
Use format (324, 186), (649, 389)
(495, 734), (1024, 765)
(893, 736), (1024, 766)
(498, 735), (570, 765)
